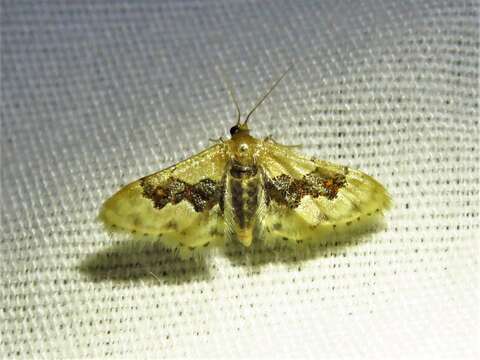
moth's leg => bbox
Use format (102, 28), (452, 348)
(209, 136), (225, 144)
(283, 144), (303, 149)
(264, 135), (302, 149)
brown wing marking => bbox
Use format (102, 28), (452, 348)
(264, 168), (347, 208)
(140, 177), (224, 212)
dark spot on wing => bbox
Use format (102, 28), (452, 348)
(166, 220), (178, 230)
(141, 177), (223, 212)
(264, 167), (346, 208)
(210, 226), (223, 237)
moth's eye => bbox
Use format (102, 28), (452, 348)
(239, 143), (249, 153)
(230, 125), (239, 136)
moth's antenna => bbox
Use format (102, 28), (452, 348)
(218, 68), (242, 126)
(244, 64), (293, 125)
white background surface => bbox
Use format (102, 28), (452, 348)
(2, 0), (479, 358)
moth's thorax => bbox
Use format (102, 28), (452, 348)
(228, 131), (261, 167)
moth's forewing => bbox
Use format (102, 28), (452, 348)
(258, 141), (392, 245)
(99, 143), (228, 251)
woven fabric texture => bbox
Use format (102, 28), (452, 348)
(2, 0), (479, 358)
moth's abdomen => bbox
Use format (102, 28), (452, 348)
(231, 176), (259, 227)
(224, 163), (264, 247)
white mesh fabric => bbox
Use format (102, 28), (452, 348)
(1, 0), (478, 358)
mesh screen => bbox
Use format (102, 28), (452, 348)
(2, 0), (478, 358)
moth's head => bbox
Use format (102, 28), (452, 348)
(229, 122), (257, 165)
(229, 122), (250, 138)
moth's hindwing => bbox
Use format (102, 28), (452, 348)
(99, 143), (228, 254)
(259, 141), (392, 245)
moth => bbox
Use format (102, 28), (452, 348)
(100, 69), (391, 256)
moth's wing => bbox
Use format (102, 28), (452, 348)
(258, 140), (392, 244)
(99, 143), (227, 252)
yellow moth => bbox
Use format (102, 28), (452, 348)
(100, 68), (391, 256)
